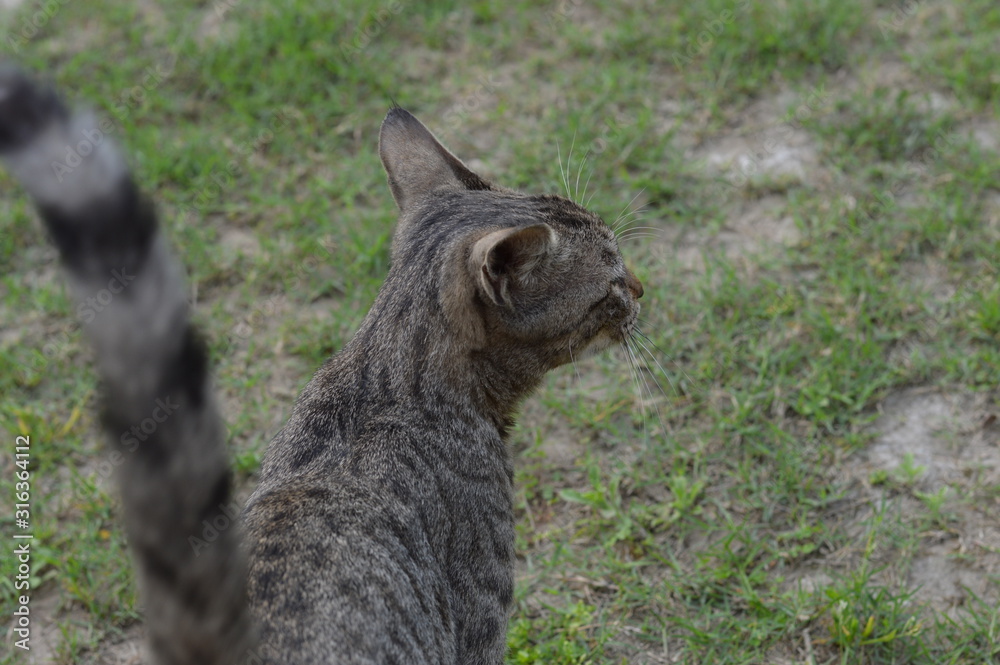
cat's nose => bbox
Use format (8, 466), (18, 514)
(625, 269), (643, 299)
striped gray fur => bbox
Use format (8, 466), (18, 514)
(2, 67), (642, 665)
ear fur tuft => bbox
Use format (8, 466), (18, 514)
(471, 224), (555, 307)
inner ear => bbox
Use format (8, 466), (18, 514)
(471, 224), (556, 307)
(378, 107), (491, 213)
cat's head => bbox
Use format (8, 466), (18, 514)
(377, 107), (642, 372)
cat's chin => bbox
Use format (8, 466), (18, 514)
(562, 332), (617, 365)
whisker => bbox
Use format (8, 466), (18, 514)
(628, 336), (668, 441)
(617, 226), (661, 234)
(620, 340), (640, 405)
(568, 341), (582, 385)
(612, 207), (650, 234)
(616, 233), (662, 244)
(611, 188), (646, 233)
(621, 340), (649, 445)
(566, 133), (578, 203)
(633, 328), (700, 397)
(630, 332), (677, 398)
(615, 204), (646, 229)
(616, 229), (662, 241)
(556, 141), (571, 201)
(582, 168), (597, 209)
(574, 149), (592, 205)
(612, 211), (642, 235)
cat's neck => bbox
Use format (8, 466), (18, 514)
(312, 301), (542, 438)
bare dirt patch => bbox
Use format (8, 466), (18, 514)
(967, 118), (1000, 152)
(869, 390), (1000, 610)
(639, 88), (828, 274)
(693, 89), (828, 191)
(867, 389), (999, 494)
(646, 193), (802, 275)
(809, 389), (1000, 614)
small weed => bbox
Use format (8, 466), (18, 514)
(820, 534), (924, 660)
(915, 487), (955, 529)
(560, 465), (650, 548)
(894, 452), (926, 487)
(508, 601), (611, 664)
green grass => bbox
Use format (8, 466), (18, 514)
(1, 1), (998, 663)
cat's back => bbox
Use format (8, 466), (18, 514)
(244, 467), (454, 665)
(243, 406), (514, 665)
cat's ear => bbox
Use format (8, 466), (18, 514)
(471, 224), (556, 307)
(379, 107), (491, 213)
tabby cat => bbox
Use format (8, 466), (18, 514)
(0, 65), (642, 665)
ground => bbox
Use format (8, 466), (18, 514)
(0, 1), (998, 664)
